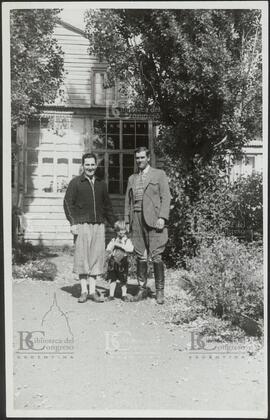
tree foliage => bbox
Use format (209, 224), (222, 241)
(85, 9), (262, 164)
(10, 9), (64, 127)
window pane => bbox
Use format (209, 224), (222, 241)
(94, 73), (105, 105)
(123, 135), (135, 149)
(42, 157), (53, 164)
(123, 154), (134, 167)
(123, 167), (134, 180)
(96, 154), (105, 179)
(109, 181), (120, 194)
(93, 120), (106, 149)
(107, 134), (119, 149)
(123, 181), (128, 193)
(109, 167), (120, 180)
(108, 154), (119, 167)
(108, 153), (120, 192)
(136, 121), (148, 134)
(94, 119), (106, 133)
(123, 122), (135, 135)
(136, 135), (149, 148)
(107, 121), (120, 134)
(105, 86), (116, 102)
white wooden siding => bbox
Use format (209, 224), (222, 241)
(48, 24), (108, 108)
(23, 195), (125, 246)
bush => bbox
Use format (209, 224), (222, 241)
(162, 155), (263, 268)
(13, 259), (57, 281)
(183, 236), (263, 336)
(12, 241), (57, 265)
(12, 241), (58, 281)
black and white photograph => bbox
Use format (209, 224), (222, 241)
(2, 1), (268, 417)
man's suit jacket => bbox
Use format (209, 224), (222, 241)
(124, 167), (171, 228)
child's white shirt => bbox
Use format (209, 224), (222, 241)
(106, 236), (134, 254)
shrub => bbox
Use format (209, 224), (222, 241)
(183, 236), (263, 336)
(13, 259), (57, 281)
(12, 241), (58, 281)
(163, 155), (263, 268)
(12, 241), (57, 265)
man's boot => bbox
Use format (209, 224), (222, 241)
(133, 260), (148, 302)
(153, 261), (165, 304)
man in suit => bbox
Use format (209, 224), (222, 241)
(125, 147), (171, 304)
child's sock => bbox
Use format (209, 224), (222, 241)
(80, 278), (87, 294)
(109, 281), (117, 297)
(121, 285), (127, 297)
(88, 276), (96, 295)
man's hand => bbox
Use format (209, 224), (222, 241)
(155, 218), (165, 231)
(70, 225), (78, 235)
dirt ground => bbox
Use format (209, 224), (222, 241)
(12, 253), (266, 415)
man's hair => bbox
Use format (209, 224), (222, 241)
(114, 220), (127, 232)
(82, 152), (97, 165)
(135, 147), (150, 158)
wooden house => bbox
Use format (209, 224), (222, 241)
(12, 20), (263, 246)
(12, 20), (160, 246)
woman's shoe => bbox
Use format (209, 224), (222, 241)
(78, 292), (88, 303)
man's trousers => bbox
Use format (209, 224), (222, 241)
(131, 211), (168, 262)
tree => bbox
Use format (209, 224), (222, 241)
(10, 9), (64, 127)
(85, 9), (262, 166)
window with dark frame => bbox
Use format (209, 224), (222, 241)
(93, 70), (116, 106)
(93, 119), (149, 194)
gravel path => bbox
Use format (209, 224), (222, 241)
(12, 253), (266, 415)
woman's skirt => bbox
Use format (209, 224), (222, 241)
(73, 223), (105, 276)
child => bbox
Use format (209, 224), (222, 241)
(106, 220), (134, 301)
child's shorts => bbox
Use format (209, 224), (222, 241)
(107, 256), (128, 284)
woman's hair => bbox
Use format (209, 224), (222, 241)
(114, 220), (127, 232)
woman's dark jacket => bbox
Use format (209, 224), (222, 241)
(63, 173), (116, 227)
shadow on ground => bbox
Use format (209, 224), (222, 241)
(61, 283), (154, 299)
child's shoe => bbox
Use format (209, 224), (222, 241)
(107, 296), (115, 301)
(121, 295), (129, 302)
